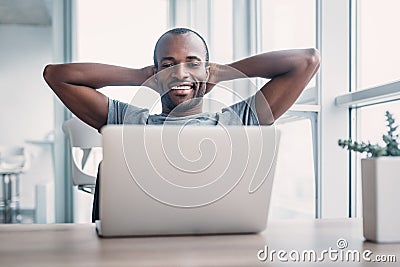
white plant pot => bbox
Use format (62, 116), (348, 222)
(361, 157), (400, 243)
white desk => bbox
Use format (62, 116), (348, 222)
(0, 219), (399, 266)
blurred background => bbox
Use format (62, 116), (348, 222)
(0, 0), (399, 224)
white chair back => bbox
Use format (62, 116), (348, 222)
(62, 118), (102, 191)
(62, 118), (102, 149)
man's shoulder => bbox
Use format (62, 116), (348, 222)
(219, 95), (259, 125)
(107, 98), (149, 125)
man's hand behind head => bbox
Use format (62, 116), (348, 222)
(141, 65), (159, 93)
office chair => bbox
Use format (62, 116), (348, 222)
(62, 117), (102, 194)
(0, 145), (29, 223)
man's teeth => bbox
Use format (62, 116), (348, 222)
(171, 85), (192, 90)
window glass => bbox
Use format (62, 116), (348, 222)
(209, 0), (233, 63)
(359, 103), (400, 149)
(74, 0), (168, 222)
(75, 0), (318, 221)
(357, 0), (400, 89)
(76, 0), (168, 111)
(261, 0), (316, 93)
(261, 0), (317, 219)
(269, 119), (316, 219)
(203, 0), (234, 112)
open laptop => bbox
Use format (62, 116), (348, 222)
(96, 125), (280, 237)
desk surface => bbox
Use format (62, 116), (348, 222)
(0, 219), (398, 266)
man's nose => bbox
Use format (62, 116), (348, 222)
(172, 63), (189, 80)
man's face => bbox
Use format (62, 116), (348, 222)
(154, 33), (209, 113)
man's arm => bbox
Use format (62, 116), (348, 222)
(43, 63), (154, 130)
(211, 49), (320, 124)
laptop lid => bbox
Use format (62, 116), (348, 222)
(98, 125), (279, 237)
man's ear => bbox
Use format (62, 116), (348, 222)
(153, 66), (158, 81)
(205, 65), (210, 81)
(204, 65), (212, 94)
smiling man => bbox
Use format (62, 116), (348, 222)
(154, 29), (209, 116)
(43, 28), (320, 221)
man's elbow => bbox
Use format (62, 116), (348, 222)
(305, 48), (320, 69)
(43, 64), (65, 91)
(43, 64), (55, 85)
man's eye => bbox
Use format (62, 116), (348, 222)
(162, 63), (174, 68)
(188, 62), (201, 67)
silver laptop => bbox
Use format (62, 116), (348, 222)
(96, 125), (280, 237)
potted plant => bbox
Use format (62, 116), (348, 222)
(338, 111), (400, 243)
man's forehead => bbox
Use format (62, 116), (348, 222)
(156, 32), (207, 61)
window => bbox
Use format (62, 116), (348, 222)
(262, 0), (317, 94)
(261, 0), (315, 50)
(174, 0), (320, 219)
(269, 119), (316, 219)
(353, 0), (400, 217)
(55, 0), (354, 222)
(76, 0), (168, 112)
(73, 0), (168, 222)
(335, 0), (400, 217)
(261, 0), (317, 219)
(357, 0), (400, 90)
(354, 102), (400, 216)
(204, 0), (235, 112)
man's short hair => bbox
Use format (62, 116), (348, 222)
(153, 28), (209, 68)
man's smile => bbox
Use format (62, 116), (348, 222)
(169, 82), (196, 96)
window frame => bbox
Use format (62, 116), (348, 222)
(54, 0), (366, 222)
(334, 0), (400, 217)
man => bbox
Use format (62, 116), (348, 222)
(44, 28), (320, 221)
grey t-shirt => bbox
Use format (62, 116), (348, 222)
(107, 95), (260, 126)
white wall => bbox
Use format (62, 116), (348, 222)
(0, 24), (53, 144)
(0, 24), (54, 210)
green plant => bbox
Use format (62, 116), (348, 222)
(338, 111), (400, 157)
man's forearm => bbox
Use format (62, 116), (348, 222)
(210, 48), (320, 122)
(214, 49), (319, 82)
(44, 63), (154, 89)
(43, 63), (155, 130)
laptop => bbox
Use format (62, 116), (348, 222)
(96, 125), (280, 237)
